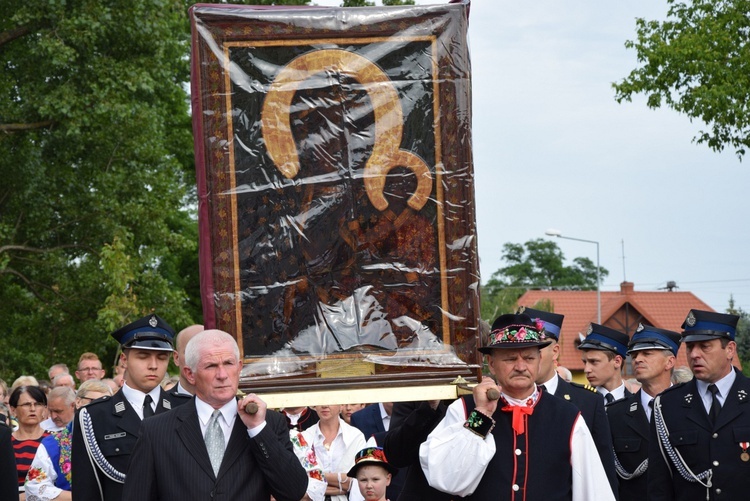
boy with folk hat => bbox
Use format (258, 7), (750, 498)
(419, 313), (615, 500)
(348, 447), (397, 501)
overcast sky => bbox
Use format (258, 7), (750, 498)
(313, 0), (750, 313)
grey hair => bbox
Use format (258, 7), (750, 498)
(184, 330), (240, 372)
(48, 386), (76, 406)
(77, 380), (113, 399)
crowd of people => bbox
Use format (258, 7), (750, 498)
(0, 306), (744, 501)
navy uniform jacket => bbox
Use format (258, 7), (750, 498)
(122, 398), (308, 501)
(554, 376), (619, 498)
(0, 425), (18, 501)
(648, 369), (750, 501)
(71, 388), (189, 501)
(606, 390), (649, 501)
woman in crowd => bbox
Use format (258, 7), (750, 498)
(340, 403), (366, 425)
(24, 380), (113, 500)
(9, 386), (48, 497)
(302, 405), (366, 501)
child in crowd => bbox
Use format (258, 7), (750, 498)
(347, 447), (396, 501)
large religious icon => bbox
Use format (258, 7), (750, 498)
(190, 1), (480, 393)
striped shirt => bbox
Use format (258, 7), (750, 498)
(12, 433), (48, 490)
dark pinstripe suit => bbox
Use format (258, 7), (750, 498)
(122, 397), (307, 501)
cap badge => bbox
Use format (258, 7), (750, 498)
(149, 316), (158, 328)
(636, 323), (645, 333)
(586, 325), (593, 335)
(518, 306), (526, 314)
(686, 311), (696, 327)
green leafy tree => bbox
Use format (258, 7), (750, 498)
(614, 0), (750, 157)
(0, 0), (210, 379)
(481, 239), (608, 322)
(727, 296), (750, 374)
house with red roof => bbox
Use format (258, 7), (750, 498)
(516, 281), (739, 381)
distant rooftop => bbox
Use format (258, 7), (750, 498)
(516, 281), (738, 373)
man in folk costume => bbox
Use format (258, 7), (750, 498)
(419, 313), (615, 500)
(606, 324), (681, 500)
(649, 309), (750, 500)
(71, 314), (190, 501)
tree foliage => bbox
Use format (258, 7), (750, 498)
(727, 296), (750, 374)
(481, 239), (609, 322)
(614, 0), (750, 158)
(0, 0), (208, 379)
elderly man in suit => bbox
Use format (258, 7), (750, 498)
(123, 329), (308, 500)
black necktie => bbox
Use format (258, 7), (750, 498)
(143, 394), (155, 418)
(539, 384), (547, 393)
(605, 393), (615, 404)
(708, 384), (721, 425)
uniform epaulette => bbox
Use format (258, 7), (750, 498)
(570, 381), (597, 393)
(85, 395), (112, 407)
(659, 382), (686, 395)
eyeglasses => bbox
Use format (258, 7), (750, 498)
(15, 402), (45, 410)
(77, 367), (103, 373)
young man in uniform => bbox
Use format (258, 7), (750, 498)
(578, 324), (631, 403)
(71, 314), (189, 501)
(606, 324), (680, 501)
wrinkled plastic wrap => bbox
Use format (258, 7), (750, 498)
(190, 1), (479, 392)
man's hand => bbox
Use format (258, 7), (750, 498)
(238, 393), (267, 429)
(473, 378), (501, 417)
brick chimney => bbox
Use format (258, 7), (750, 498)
(620, 281), (634, 294)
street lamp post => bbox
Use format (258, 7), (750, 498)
(545, 229), (601, 324)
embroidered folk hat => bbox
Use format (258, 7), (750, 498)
(517, 306), (564, 341)
(111, 314), (175, 352)
(681, 309), (740, 342)
(347, 447), (398, 478)
(577, 323), (629, 358)
(478, 313), (551, 354)
(628, 324), (681, 356)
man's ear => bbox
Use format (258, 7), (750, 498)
(119, 352), (128, 369)
(183, 365), (196, 386)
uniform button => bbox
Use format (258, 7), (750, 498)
(512, 484), (519, 491)
(713, 461), (719, 466)
(713, 433), (719, 438)
(514, 449), (522, 456)
(716, 488), (722, 495)
(115, 448), (120, 452)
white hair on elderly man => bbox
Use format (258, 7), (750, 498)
(184, 329), (240, 371)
